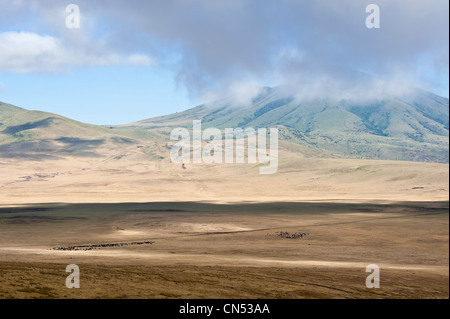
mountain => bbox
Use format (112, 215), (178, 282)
(0, 102), (164, 160)
(125, 87), (449, 163)
(1, 85), (449, 163)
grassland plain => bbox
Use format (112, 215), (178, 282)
(0, 96), (448, 299)
(0, 200), (448, 299)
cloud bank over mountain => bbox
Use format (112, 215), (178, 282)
(1, 0), (448, 101)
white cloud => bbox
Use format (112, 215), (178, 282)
(0, 0), (447, 98)
(0, 31), (155, 73)
(227, 80), (264, 106)
(126, 54), (156, 67)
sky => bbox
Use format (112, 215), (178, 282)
(0, 0), (448, 125)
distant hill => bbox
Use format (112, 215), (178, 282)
(0, 102), (163, 160)
(1, 85), (448, 163)
(125, 87), (449, 163)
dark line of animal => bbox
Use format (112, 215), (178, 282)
(52, 241), (154, 251)
(265, 231), (308, 239)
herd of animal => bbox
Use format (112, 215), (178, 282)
(265, 231), (308, 239)
(52, 241), (155, 251)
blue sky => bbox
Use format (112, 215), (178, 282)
(0, 66), (198, 124)
(0, 0), (448, 125)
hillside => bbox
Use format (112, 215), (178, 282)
(125, 87), (449, 163)
(0, 100), (448, 204)
(1, 85), (449, 163)
(0, 102), (164, 160)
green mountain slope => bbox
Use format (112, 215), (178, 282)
(1, 85), (448, 163)
(126, 87), (449, 163)
(0, 102), (163, 160)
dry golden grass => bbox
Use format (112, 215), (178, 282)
(0, 153), (448, 205)
(0, 155), (448, 299)
(0, 262), (447, 299)
(0, 201), (448, 299)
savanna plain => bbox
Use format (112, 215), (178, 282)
(0, 153), (448, 299)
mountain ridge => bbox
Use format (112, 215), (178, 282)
(0, 101), (164, 160)
(1, 86), (449, 163)
(122, 87), (449, 163)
